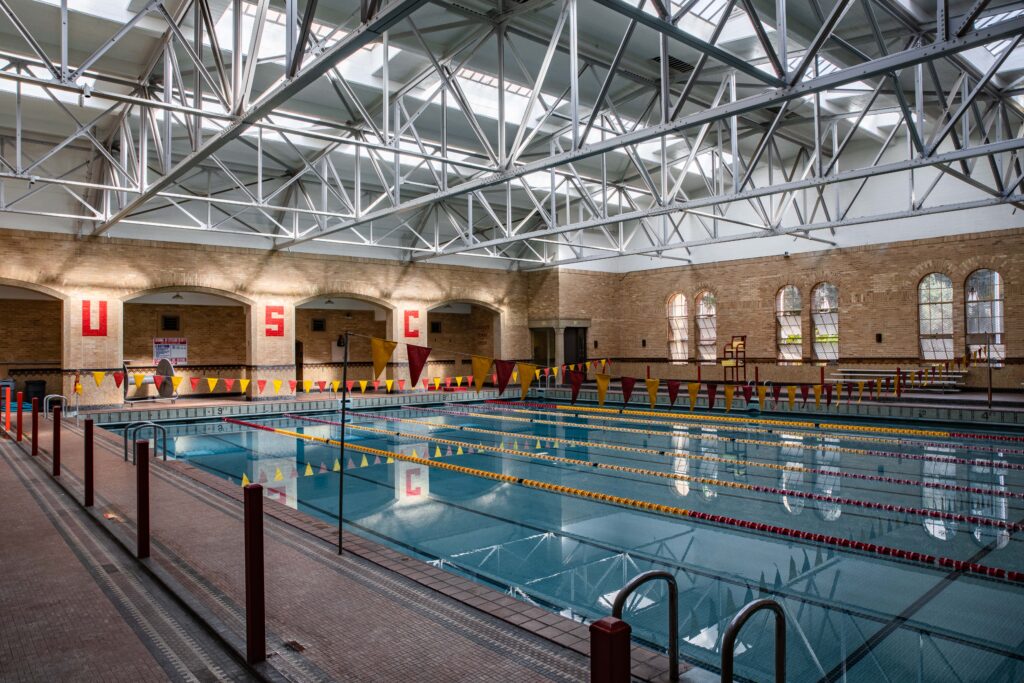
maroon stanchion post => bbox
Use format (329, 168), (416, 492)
(31, 398), (39, 456)
(84, 419), (94, 507)
(244, 483), (266, 664)
(136, 440), (150, 559)
(590, 616), (631, 683)
(16, 391), (23, 441)
(52, 406), (61, 476)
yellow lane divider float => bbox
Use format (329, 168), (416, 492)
(223, 417), (1023, 584)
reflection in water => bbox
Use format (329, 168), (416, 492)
(814, 447), (842, 522)
(970, 458), (1010, 549)
(779, 434), (807, 515)
(922, 460), (958, 541)
(673, 436), (690, 497)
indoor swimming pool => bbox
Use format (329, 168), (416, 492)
(109, 401), (1024, 682)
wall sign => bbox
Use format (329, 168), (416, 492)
(153, 337), (187, 365)
(264, 305), (285, 336)
(404, 309), (420, 338)
(81, 300), (108, 337)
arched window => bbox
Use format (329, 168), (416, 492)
(966, 269), (1004, 364)
(695, 291), (717, 362)
(776, 285), (802, 361)
(812, 283), (839, 361)
(666, 293), (688, 363)
(919, 273), (953, 360)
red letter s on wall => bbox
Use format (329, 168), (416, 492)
(265, 305), (285, 336)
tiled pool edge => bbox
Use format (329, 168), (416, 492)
(165, 456), (701, 683)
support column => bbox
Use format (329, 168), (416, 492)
(554, 326), (566, 369)
(249, 300), (294, 399)
(65, 297), (124, 407)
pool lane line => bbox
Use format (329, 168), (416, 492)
(222, 417), (1024, 585)
(286, 413), (1023, 533)
(485, 404), (1024, 458)
(489, 400), (1024, 442)
(406, 405), (1024, 474)
(352, 409), (1024, 502)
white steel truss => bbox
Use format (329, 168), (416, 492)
(0, 0), (1021, 268)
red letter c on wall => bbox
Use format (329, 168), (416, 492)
(265, 305), (285, 336)
(404, 310), (420, 338)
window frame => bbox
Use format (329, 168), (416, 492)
(811, 283), (839, 362)
(776, 285), (802, 362)
(695, 290), (717, 363)
(918, 273), (954, 361)
(666, 293), (689, 363)
(965, 269), (1005, 365)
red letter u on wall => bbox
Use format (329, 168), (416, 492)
(265, 305), (285, 336)
(82, 300), (108, 337)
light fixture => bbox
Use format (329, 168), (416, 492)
(171, 293), (183, 300)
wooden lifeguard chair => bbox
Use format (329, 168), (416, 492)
(721, 335), (747, 382)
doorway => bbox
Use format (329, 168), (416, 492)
(564, 327), (588, 365)
(295, 340), (304, 388)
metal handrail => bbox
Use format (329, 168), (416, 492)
(123, 421), (168, 463)
(43, 394), (68, 419)
(720, 598), (786, 682)
(611, 570), (679, 682)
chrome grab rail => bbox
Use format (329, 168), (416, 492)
(720, 598), (786, 682)
(43, 394), (68, 419)
(123, 421), (168, 463)
(611, 570), (679, 681)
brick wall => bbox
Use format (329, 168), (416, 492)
(0, 298), (63, 395)
(123, 303), (248, 366)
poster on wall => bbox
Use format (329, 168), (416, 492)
(153, 337), (187, 365)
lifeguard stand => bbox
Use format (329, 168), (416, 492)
(721, 335), (747, 382)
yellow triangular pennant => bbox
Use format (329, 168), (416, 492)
(645, 378), (660, 409)
(455, 376), (463, 387)
(472, 356), (493, 391)
(92, 371), (106, 388)
(435, 446), (443, 459)
(304, 462), (314, 476)
(456, 446), (464, 455)
(359, 380), (368, 393)
(596, 374), (611, 407)
(517, 362), (538, 400)
(724, 385), (735, 412)
(332, 380), (340, 392)
(133, 373), (145, 389)
(303, 379), (312, 393)
(385, 379), (394, 392)
(207, 377), (218, 392)
(433, 377), (441, 390)
(688, 382), (699, 411)
(370, 337), (398, 378)
(273, 379), (283, 393)
(274, 467), (283, 482)
(241, 473), (250, 486)
(333, 459), (341, 472)
(360, 455), (368, 468)
(171, 375), (183, 392)
(239, 379), (250, 394)
(386, 456), (394, 464)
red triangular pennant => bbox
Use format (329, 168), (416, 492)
(621, 377), (636, 405)
(742, 385), (753, 404)
(800, 384), (810, 404)
(772, 384), (782, 406)
(568, 371), (584, 404)
(825, 383), (833, 407)
(288, 379), (297, 392)
(153, 375), (164, 389)
(706, 382), (718, 409)
(257, 379), (267, 394)
(666, 380), (681, 407)
(495, 360), (516, 396)
(113, 371), (124, 388)
(406, 344), (432, 390)
(317, 380), (327, 392)
(224, 378), (236, 391)
(398, 379), (405, 391)
(190, 377), (201, 391)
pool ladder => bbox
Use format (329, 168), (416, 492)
(123, 421), (168, 463)
(608, 570), (786, 682)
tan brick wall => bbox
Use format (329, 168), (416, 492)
(0, 298), (63, 395)
(123, 303), (248, 366)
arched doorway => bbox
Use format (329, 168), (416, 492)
(122, 288), (251, 399)
(295, 296), (393, 386)
(426, 302), (500, 381)
(0, 283), (63, 402)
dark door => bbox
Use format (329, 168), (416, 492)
(564, 327), (587, 365)
(295, 340), (304, 389)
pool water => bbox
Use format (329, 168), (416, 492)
(111, 401), (1024, 682)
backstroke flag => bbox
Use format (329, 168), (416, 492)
(517, 363), (538, 400)
(495, 360), (516, 395)
(568, 371), (584, 404)
(621, 377), (636, 405)
(406, 344), (432, 389)
(472, 356), (493, 392)
(645, 378), (660, 409)
(666, 380), (681, 407)
(688, 382), (699, 411)
(371, 337), (398, 379)
(596, 374), (611, 406)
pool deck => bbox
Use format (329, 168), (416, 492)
(0, 413), (706, 682)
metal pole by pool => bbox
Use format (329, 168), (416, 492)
(337, 331), (350, 554)
(84, 419), (94, 507)
(52, 405), (61, 476)
(31, 398), (39, 455)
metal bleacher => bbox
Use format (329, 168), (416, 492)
(827, 367), (968, 393)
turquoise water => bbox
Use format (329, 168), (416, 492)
(110, 401), (1024, 681)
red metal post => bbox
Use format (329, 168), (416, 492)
(16, 391), (23, 441)
(84, 419), (94, 507)
(590, 616), (631, 683)
(755, 366), (759, 386)
(136, 440), (150, 559)
(697, 365), (702, 384)
(52, 406), (61, 476)
(244, 483), (266, 664)
(819, 366), (825, 386)
(31, 398), (39, 455)
(895, 366), (902, 398)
